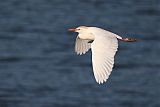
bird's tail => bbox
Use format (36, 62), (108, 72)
(118, 37), (137, 42)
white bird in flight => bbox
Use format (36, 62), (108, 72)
(68, 26), (137, 84)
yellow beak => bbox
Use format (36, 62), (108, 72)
(68, 28), (77, 32)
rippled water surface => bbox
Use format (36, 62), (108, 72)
(0, 0), (160, 107)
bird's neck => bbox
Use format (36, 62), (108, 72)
(78, 33), (95, 40)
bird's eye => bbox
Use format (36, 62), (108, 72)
(77, 28), (80, 30)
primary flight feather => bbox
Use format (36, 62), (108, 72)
(68, 26), (137, 84)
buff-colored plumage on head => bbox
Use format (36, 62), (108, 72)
(68, 26), (88, 32)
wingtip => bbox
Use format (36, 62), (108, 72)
(96, 79), (107, 84)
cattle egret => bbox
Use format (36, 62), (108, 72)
(68, 26), (137, 84)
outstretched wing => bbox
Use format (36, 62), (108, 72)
(75, 36), (91, 55)
(91, 36), (118, 84)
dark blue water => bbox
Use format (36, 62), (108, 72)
(0, 0), (160, 107)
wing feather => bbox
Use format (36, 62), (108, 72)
(75, 36), (91, 55)
(91, 36), (118, 84)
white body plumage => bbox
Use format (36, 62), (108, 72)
(68, 26), (136, 84)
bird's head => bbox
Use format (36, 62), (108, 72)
(68, 26), (89, 34)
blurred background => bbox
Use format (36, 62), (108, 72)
(0, 0), (160, 107)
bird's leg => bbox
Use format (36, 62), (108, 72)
(118, 37), (137, 42)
